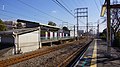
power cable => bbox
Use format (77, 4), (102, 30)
(79, 20), (86, 25)
(17, 0), (65, 22)
(53, 0), (74, 17)
(0, 13), (15, 19)
(60, 0), (72, 12)
(73, 0), (80, 7)
(51, 0), (63, 8)
(69, 0), (77, 8)
(99, 0), (102, 5)
(1, 0), (49, 22)
(93, 0), (100, 13)
(0, 9), (41, 21)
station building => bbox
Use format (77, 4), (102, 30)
(0, 19), (70, 54)
(0, 27), (40, 54)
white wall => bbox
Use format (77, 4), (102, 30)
(70, 30), (77, 37)
(66, 34), (68, 37)
(50, 32), (53, 38)
(19, 30), (39, 53)
(63, 33), (64, 37)
(60, 33), (62, 38)
(54, 32), (57, 38)
(45, 32), (48, 38)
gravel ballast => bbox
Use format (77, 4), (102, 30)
(10, 39), (90, 67)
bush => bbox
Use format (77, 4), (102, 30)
(99, 33), (106, 41)
(113, 32), (120, 47)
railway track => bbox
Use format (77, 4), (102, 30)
(57, 40), (92, 67)
(0, 39), (85, 67)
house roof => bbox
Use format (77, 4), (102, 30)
(17, 19), (60, 29)
(40, 23), (60, 29)
(0, 27), (39, 35)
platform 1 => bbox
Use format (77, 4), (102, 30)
(74, 39), (120, 67)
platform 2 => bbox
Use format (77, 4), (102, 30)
(74, 39), (120, 67)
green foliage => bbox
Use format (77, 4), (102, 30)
(0, 19), (7, 31)
(99, 28), (107, 40)
(48, 21), (56, 26)
(99, 32), (106, 41)
(114, 32), (120, 46)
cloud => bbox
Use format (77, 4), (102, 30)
(51, 10), (57, 13)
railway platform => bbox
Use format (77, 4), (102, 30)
(74, 39), (120, 67)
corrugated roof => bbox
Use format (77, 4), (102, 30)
(0, 27), (39, 35)
(40, 23), (60, 29)
(17, 19), (60, 29)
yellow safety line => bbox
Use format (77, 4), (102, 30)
(90, 39), (97, 67)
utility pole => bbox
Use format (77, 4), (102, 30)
(102, 0), (120, 56)
(106, 0), (111, 56)
(75, 8), (88, 38)
(75, 8), (79, 38)
(62, 22), (68, 27)
(74, 25), (75, 37)
(97, 20), (99, 38)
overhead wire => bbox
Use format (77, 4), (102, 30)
(52, 0), (74, 17)
(0, 13), (15, 19)
(0, 9), (42, 21)
(93, 0), (100, 13)
(68, 0), (77, 8)
(60, 0), (72, 12)
(0, 0), (45, 22)
(79, 20), (86, 25)
(17, 0), (65, 22)
(51, 0), (75, 26)
(73, 0), (80, 7)
(77, 0), (84, 6)
(51, 0), (63, 8)
(99, 0), (102, 5)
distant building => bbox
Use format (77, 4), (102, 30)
(3, 20), (26, 30)
(70, 30), (84, 37)
(78, 30), (84, 36)
(70, 30), (77, 37)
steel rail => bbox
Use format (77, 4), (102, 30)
(57, 40), (92, 67)
(0, 40), (78, 67)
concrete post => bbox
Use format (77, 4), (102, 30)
(38, 27), (42, 49)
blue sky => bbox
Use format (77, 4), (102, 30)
(0, 0), (106, 32)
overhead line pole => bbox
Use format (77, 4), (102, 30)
(87, 10), (88, 37)
(77, 8), (79, 38)
(75, 8), (88, 38)
(97, 20), (99, 38)
(74, 8), (79, 38)
(106, 0), (111, 56)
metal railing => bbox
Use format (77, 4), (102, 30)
(41, 36), (74, 42)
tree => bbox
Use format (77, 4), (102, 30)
(48, 21), (56, 26)
(99, 28), (107, 41)
(0, 19), (7, 31)
(113, 31), (120, 47)
(16, 22), (23, 29)
(62, 26), (69, 31)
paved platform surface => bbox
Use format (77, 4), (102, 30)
(74, 39), (120, 67)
